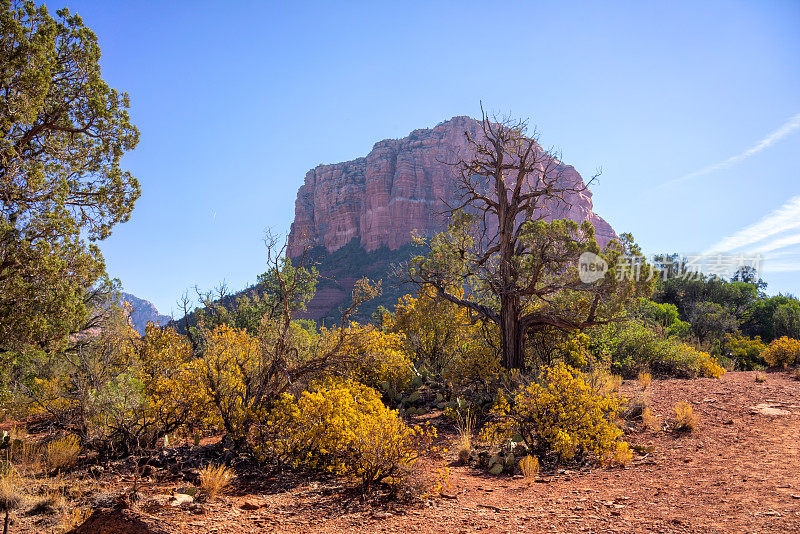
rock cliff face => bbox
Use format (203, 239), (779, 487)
(288, 116), (616, 258)
(119, 292), (170, 334)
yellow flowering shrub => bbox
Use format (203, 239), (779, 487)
(560, 333), (591, 369)
(265, 380), (433, 492)
(480, 362), (626, 464)
(387, 287), (502, 391)
(199, 324), (264, 442)
(137, 325), (209, 436)
(761, 336), (800, 368)
(387, 286), (469, 372)
(683, 346), (726, 378)
(23, 320), (207, 455)
(338, 324), (413, 393)
(723, 333), (766, 370)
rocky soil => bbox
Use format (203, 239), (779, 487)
(7, 370), (800, 534)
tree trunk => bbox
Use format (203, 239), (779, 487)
(500, 297), (525, 369)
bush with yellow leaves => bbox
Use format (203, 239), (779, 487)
(761, 336), (800, 368)
(481, 362), (626, 465)
(688, 346), (726, 379)
(387, 286), (503, 395)
(265, 380), (433, 492)
(338, 324), (413, 394)
(723, 333), (766, 370)
(611, 441), (632, 467)
(19, 308), (207, 456)
(199, 323), (266, 445)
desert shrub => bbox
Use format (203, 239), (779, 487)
(78, 324), (208, 455)
(611, 441), (632, 467)
(584, 369), (622, 397)
(46, 435), (80, 471)
(386, 286), (473, 374)
(199, 278), (381, 451)
(432, 466), (454, 496)
(338, 324), (413, 395)
(518, 454), (539, 478)
(596, 321), (725, 378)
(266, 380), (433, 492)
(387, 286), (503, 399)
(723, 334), (766, 370)
(688, 346), (726, 378)
(481, 362), (626, 465)
(21, 306), (138, 438)
(199, 464), (234, 498)
(761, 336), (800, 368)
(674, 402), (696, 432)
(199, 324), (267, 444)
(16, 313), (207, 456)
(755, 371), (766, 383)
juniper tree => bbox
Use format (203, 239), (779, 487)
(409, 112), (651, 369)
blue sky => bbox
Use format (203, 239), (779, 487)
(58, 0), (800, 315)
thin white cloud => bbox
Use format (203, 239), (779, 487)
(755, 232), (800, 254)
(703, 195), (800, 255)
(760, 261), (800, 273)
(660, 112), (800, 189)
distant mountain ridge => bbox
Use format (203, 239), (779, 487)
(119, 292), (170, 334)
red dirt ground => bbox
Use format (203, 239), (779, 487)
(12, 370), (800, 533)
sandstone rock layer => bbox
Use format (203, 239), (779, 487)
(288, 116), (616, 258)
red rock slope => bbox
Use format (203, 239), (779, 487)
(288, 116), (616, 258)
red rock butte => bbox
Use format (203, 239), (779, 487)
(287, 116), (616, 259)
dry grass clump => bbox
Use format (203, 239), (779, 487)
(455, 409), (474, 465)
(1, 468), (23, 534)
(585, 370), (623, 396)
(518, 454), (539, 478)
(199, 464), (234, 498)
(642, 407), (658, 429)
(755, 371), (767, 383)
(611, 441), (632, 467)
(674, 401), (696, 432)
(46, 435), (80, 471)
(637, 372), (652, 391)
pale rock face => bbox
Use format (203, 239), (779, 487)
(288, 116), (616, 258)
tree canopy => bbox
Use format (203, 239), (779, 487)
(0, 1), (139, 353)
(408, 113), (652, 369)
